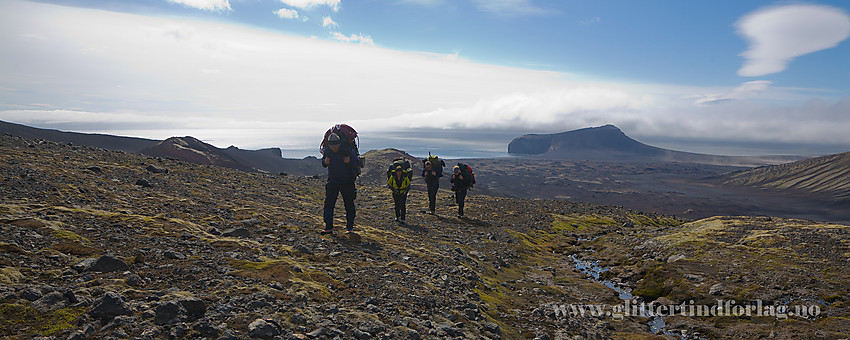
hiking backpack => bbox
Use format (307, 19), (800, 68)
(320, 124), (364, 176)
(422, 152), (445, 175)
(387, 158), (413, 180)
(456, 162), (476, 188)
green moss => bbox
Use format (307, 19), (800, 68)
(551, 214), (617, 233)
(633, 265), (674, 301)
(627, 213), (684, 228)
(0, 267), (24, 284)
(0, 303), (86, 337)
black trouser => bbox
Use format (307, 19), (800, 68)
(455, 187), (467, 216)
(426, 180), (439, 212)
(392, 192), (407, 220)
(323, 181), (356, 230)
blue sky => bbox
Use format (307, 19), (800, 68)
(1, 0), (849, 157)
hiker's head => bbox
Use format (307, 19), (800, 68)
(425, 161), (432, 169)
(327, 133), (341, 151)
(453, 166), (460, 174)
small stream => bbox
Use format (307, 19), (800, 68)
(569, 255), (676, 337)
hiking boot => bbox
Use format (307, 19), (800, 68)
(399, 218), (405, 224)
(320, 229), (333, 235)
(346, 226), (354, 233)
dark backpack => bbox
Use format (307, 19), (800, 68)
(320, 124), (364, 177)
(387, 158), (413, 180)
(456, 162), (475, 188)
(423, 152), (445, 175)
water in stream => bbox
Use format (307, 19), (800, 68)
(569, 255), (675, 336)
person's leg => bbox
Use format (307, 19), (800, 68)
(400, 192), (407, 221)
(323, 182), (340, 230)
(427, 182), (438, 213)
(340, 182), (356, 229)
(392, 193), (402, 219)
(456, 187), (467, 217)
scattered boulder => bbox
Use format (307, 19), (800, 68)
(178, 297), (207, 319)
(710, 283), (726, 295)
(163, 250), (187, 260)
(32, 291), (69, 312)
(352, 328), (372, 339)
(154, 297), (207, 325)
(290, 313), (308, 325)
(18, 287), (42, 301)
(135, 179), (153, 188)
(222, 228), (250, 238)
(293, 244), (314, 255)
(154, 301), (183, 325)
(248, 318), (281, 339)
(145, 165), (168, 174)
(89, 291), (132, 320)
(87, 255), (130, 273)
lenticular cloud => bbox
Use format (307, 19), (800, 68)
(736, 4), (850, 77)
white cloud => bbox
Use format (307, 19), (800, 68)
(322, 16), (338, 28)
(274, 8), (301, 19)
(331, 32), (373, 45)
(398, 0), (443, 6)
(167, 0), (231, 11)
(2, 0), (848, 152)
(381, 87), (650, 130)
(280, 0), (340, 12)
(695, 80), (772, 105)
(579, 17), (601, 25)
(470, 0), (547, 16)
(736, 4), (850, 77)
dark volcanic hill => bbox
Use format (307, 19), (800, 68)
(359, 148), (423, 189)
(720, 151), (850, 200)
(141, 136), (254, 172)
(0, 119), (157, 152)
(0, 120), (323, 176)
(508, 125), (800, 166)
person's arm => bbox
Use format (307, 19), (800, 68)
(348, 148), (360, 168)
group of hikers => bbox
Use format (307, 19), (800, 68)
(318, 124), (474, 235)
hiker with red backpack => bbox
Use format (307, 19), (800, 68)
(450, 163), (475, 218)
(320, 126), (362, 235)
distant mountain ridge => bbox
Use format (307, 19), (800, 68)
(508, 124), (801, 166)
(0, 120), (323, 176)
(720, 151), (850, 200)
(141, 136), (253, 171)
(0, 119), (158, 152)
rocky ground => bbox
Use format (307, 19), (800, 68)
(1, 134), (849, 339)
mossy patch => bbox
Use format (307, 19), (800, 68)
(51, 241), (98, 256)
(0, 242), (27, 254)
(633, 264), (676, 301)
(551, 214), (616, 233)
(0, 303), (86, 337)
(0, 267), (24, 284)
(230, 259), (293, 283)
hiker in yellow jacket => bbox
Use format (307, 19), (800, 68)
(387, 165), (411, 223)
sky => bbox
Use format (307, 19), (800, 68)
(1, 0), (849, 157)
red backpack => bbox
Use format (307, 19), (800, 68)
(320, 124), (364, 176)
